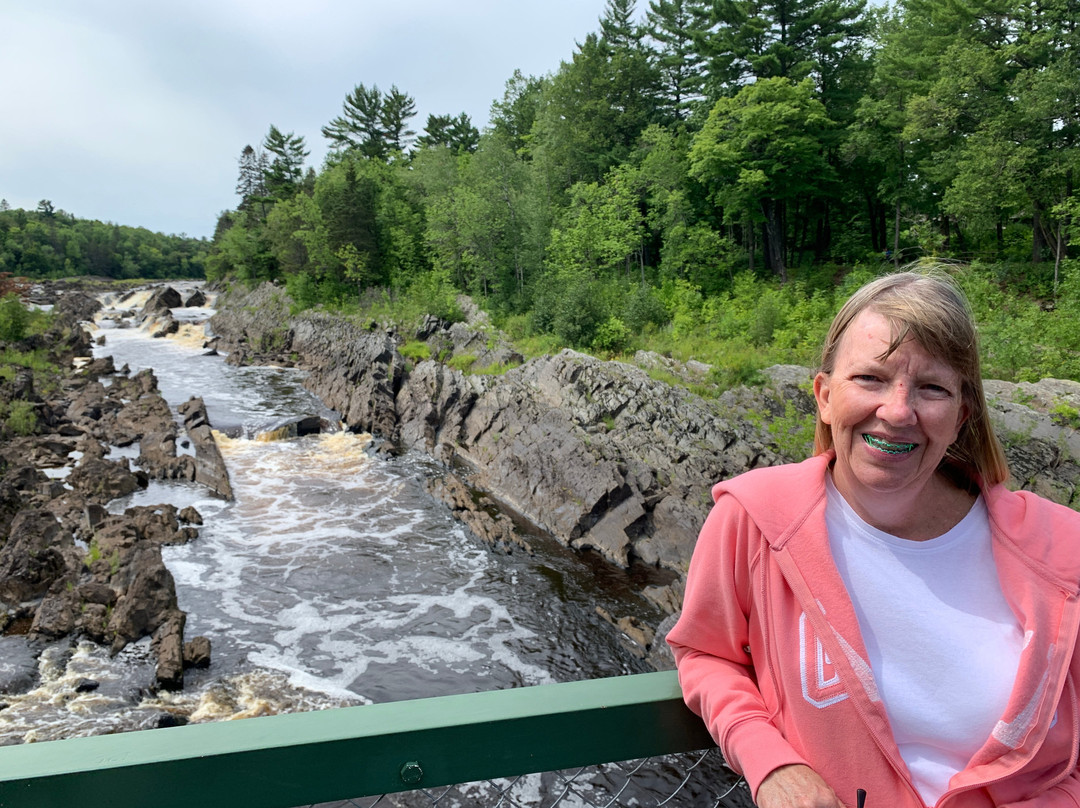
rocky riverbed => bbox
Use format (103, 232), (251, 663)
(0, 286), (220, 699)
(206, 282), (1080, 652)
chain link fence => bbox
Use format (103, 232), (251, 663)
(302, 749), (753, 808)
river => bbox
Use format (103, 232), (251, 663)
(1, 287), (661, 734)
(0, 288), (748, 806)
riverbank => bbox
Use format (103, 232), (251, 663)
(207, 281), (1080, 656)
(0, 286), (220, 700)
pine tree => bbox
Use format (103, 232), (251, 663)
(645, 0), (708, 120)
(698, 0), (871, 109)
(381, 85), (418, 155)
(322, 83), (417, 160)
(417, 114), (453, 149)
(322, 83), (386, 158)
(262, 126), (309, 201)
(236, 145), (269, 216)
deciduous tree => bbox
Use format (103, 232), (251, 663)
(690, 77), (834, 280)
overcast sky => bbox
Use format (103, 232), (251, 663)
(0, 2), (615, 239)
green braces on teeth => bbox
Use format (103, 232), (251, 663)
(863, 435), (916, 454)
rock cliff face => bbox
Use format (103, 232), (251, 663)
(208, 283), (1080, 620)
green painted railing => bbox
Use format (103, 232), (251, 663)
(0, 670), (716, 808)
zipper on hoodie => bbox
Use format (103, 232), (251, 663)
(773, 544), (929, 807)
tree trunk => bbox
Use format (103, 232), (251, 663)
(879, 206), (888, 257)
(867, 196), (881, 253)
(761, 199), (787, 282)
(1032, 204), (1044, 264)
(747, 222), (755, 272)
(1054, 220), (1063, 293)
(817, 199), (831, 260)
(893, 197), (901, 269)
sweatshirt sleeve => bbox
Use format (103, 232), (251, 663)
(1000, 775), (1080, 808)
(666, 492), (810, 799)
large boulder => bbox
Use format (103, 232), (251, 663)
(0, 510), (71, 605)
(0, 636), (39, 694)
(67, 457), (145, 501)
(107, 545), (179, 652)
(177, 397), (232, 499)
(143, 286), (183, 314)
(182, 289), (207, 308)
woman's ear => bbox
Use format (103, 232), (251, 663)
(813, 371), (833, 425)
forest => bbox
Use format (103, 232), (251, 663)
(0, 201), (207, 281)
(5, 0), (1080, 385)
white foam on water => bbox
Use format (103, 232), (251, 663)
(73, 302), (647, 737)
(0, 640), (159, 744)
(160, 428), (557, 702)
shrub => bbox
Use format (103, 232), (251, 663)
(398, 340), (431, 362)
(592, 316), (631, 355)
(448, 353), (478, 373)
(0, 294), (29, 342)
(405, 269), (464, 325)
(621, 283), (670, 333)
(550, 276), (611, 349)
(6, 400), (38, 436)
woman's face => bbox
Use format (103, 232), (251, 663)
(814, 308), (969, 512)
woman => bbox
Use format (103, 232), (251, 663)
(667, 272), (1080, 808)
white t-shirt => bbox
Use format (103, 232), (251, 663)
(825, 475), (1025, 805)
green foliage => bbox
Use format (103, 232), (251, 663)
(767, 400), (817, 460)
(0, 347), (59, 374)
(532, 272), (618, 349)
(85, 539), (102, 566)
(471, 360), (523, 376)
(0, 207), (207, 280)
(5, 400), (38, 436)
(404, 268), (464, 324)
(0, 294), (29, 341)
(398, 340), (431, 362)
(592, 315), (631, 354)
(447, 353), (478, 373)
(1050, 403), (1080, 430)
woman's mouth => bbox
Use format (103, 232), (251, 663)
(863, 434), (917, 455)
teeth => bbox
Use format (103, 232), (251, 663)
(863, 434), (916, 454)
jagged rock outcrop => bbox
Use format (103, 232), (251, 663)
(0, 284), (214, 692)
(177, 397), (233, 499)
(208, 282), (1080, 624)
(207, 285), (782, 608)
(144, 286), (183, 313)
(0, 510), (72, 605)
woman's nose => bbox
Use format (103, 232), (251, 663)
(878, 383), (916, 425)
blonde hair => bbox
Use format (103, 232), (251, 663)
(814, 270), (1010, 486)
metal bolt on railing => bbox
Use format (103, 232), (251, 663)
(399, 762), (425, 786)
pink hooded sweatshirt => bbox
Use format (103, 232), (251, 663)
(667, 453), (1080, 807)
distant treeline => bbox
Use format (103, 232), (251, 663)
(0, 202), (207, 280)
(207, 0), (1079, 356)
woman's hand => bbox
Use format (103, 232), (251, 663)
(756, 764), (846, 808)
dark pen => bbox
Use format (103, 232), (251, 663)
(857, 788), (867, 808)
